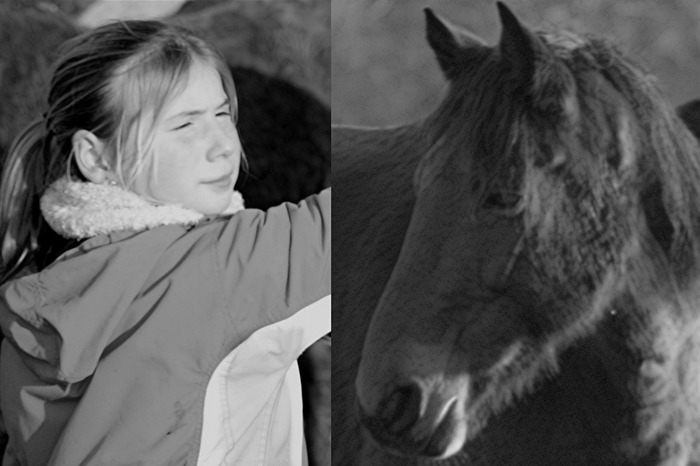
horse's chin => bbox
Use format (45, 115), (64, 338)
(419, 405), (468, 459)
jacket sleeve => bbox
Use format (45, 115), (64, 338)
(215, 188), (330, 340)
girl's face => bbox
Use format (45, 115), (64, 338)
(133, 59), (241, 214)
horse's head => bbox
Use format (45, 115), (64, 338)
(356, 3), (700, 460)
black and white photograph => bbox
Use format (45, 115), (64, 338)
(5, 0), (700, 464)
(333, 0), (700, 464)
(0, 0), (329, 465)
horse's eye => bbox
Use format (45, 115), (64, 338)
(482, 191), (523, 214)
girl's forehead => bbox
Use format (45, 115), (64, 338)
(163, 60), (228, 116)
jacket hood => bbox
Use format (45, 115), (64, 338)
(40, 177), (244, 239)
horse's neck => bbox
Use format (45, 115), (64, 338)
(588, 304), (699, 463)
(608, 295), (700, 462)
(533, 297), (700, 464)
(458, 304), (700, 465)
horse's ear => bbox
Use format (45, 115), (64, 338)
(497, 2), (576, 120)
(425, 8), (489, 81)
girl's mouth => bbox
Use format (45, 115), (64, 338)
(202, 172), (234, 189)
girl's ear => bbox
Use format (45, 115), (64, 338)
(72, 129), (111, 184)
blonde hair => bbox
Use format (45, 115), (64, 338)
(0, 20), (238, 282)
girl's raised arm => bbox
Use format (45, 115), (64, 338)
(214, 188), (330, 339)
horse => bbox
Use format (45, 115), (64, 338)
(332, 3), (700, 465)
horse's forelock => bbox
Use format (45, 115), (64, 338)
(423, 28), (591, 198)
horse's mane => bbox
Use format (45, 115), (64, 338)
(546, 32), (700, 284)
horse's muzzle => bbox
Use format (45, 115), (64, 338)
(356, 380), (467, 459)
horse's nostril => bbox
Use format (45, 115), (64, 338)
(379, 383), (423, 434)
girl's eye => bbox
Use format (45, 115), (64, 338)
(219, 109), (238, 126)
(173, 122), (192, 131)
(217, 107), (234, 123)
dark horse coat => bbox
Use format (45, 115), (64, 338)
(333, 4), (700, 465)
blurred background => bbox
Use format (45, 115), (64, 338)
(0, 1), (330, 464)
(332, 0), (700, 126)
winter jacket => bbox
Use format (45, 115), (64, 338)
(0, 182), (331, 465)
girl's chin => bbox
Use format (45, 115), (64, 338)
(191, 193), (234, 216)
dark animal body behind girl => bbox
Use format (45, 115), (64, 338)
(333, 3), (700, 465)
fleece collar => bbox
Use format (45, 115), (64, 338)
(40, 177), (244, 239)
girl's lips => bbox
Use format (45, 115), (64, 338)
(202, 172), (234, 185)
(202, 173), (234, 191)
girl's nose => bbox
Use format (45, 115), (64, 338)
(207, 125), (240, 161)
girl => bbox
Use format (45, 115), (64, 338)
(0, 19), (329, 466)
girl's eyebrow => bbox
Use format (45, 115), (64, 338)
(166, 99), (230, 121)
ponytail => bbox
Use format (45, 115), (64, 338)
(0, 118), (75, 283)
